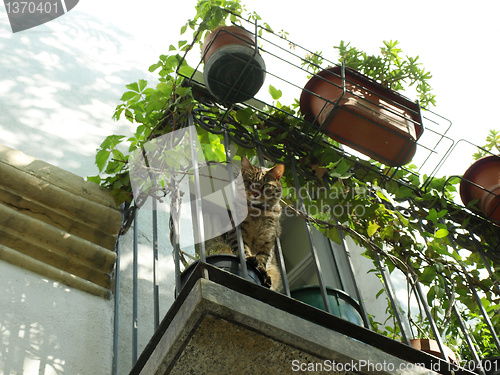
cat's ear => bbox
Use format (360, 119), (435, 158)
(241, 156), (252, 174)
(269, 164), (285, 180)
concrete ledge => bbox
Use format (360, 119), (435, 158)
(0, 243), (111, 298)
(133, 277), (440, 375)
(0, 144), (121, 296)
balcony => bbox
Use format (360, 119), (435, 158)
(109, 9), (499, 375)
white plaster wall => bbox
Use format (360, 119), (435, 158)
(0, 1), (195, 374)
(0, 262), (114, 375)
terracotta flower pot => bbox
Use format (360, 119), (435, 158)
(201, 25), (266, 104)
(300, 66), (423, 167)
(410, 338), (458, 364)
(459, 155), (500, 224)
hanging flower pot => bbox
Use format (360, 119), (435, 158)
(459, 154), (500, 224)
(291, 285), (366, 327)
(299, 66), (423, 167)
(410, 338), (458, 365)
(179, 254), (265, 292)
(201, 25), (266, 104)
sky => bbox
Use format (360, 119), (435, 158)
(1, 0), (499, 178)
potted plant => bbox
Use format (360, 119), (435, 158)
(291, 285), (366, 327)
(460, 130), (500, 224)
(299, 41), (434, 167)
(300, 65), (423, 166)
(410, 338), (459, 365)
(179, 253), (265, 292)
(201, 24), (266, 103)
(279, 212), (367, 327)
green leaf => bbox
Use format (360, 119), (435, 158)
(235, 107), (255, 124)
(138, 79), (148, 93)
(435, 262), (444, 273)
(367, 222), (380, 237)
(434, 228), (449, 239)
(126, 82), (139, 93)
(101, 134), (125, 149)
(157, 82), (173, 96)
(111, 188), (132, 206)
(113, 105), (124, 121)
(87, 175), (101, 184)
(437, 209), (448, 219)
(326, 227), (341, 244)
(380, 225), (394, 239)
(376, 288), (385, 299)
(149, 62), (161, 73)
(175, 86), (191, 98)
(125, 109), (133, 122)
(334, 158), (352, 176)
(121, 91), (139, 101)
(268, 84), (282, 100)
(376, 190), (391, 202)
(178, 64), (195, 77)
(427, 286), (436, 305)
(426, 208), (438, 223)
(112, 149), (126, 163)
(397, 186), (414, 199)
(419, 266), (436, 284)
(96, 150), (110, 172)
(165, 55), (180, 70)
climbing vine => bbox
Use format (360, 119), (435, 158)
(88, 0), (499, 363)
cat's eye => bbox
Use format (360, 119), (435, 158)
(262, 183), (274, 192)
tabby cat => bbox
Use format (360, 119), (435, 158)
(206, 156), (285, 291)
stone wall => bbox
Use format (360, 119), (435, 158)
(0, 145), (123, 374)
(0, 144), (122, 297)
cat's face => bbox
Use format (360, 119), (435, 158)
(241, 157), (284, 207)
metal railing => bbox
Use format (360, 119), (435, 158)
(112, 114), (499, 375)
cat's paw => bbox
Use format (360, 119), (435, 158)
(246, 256), (258, 268)
(257, 265), (272, 287)
(247, 257), (271, 287)
(261, 273), (272, 288)
(257, 266), (272, 287)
